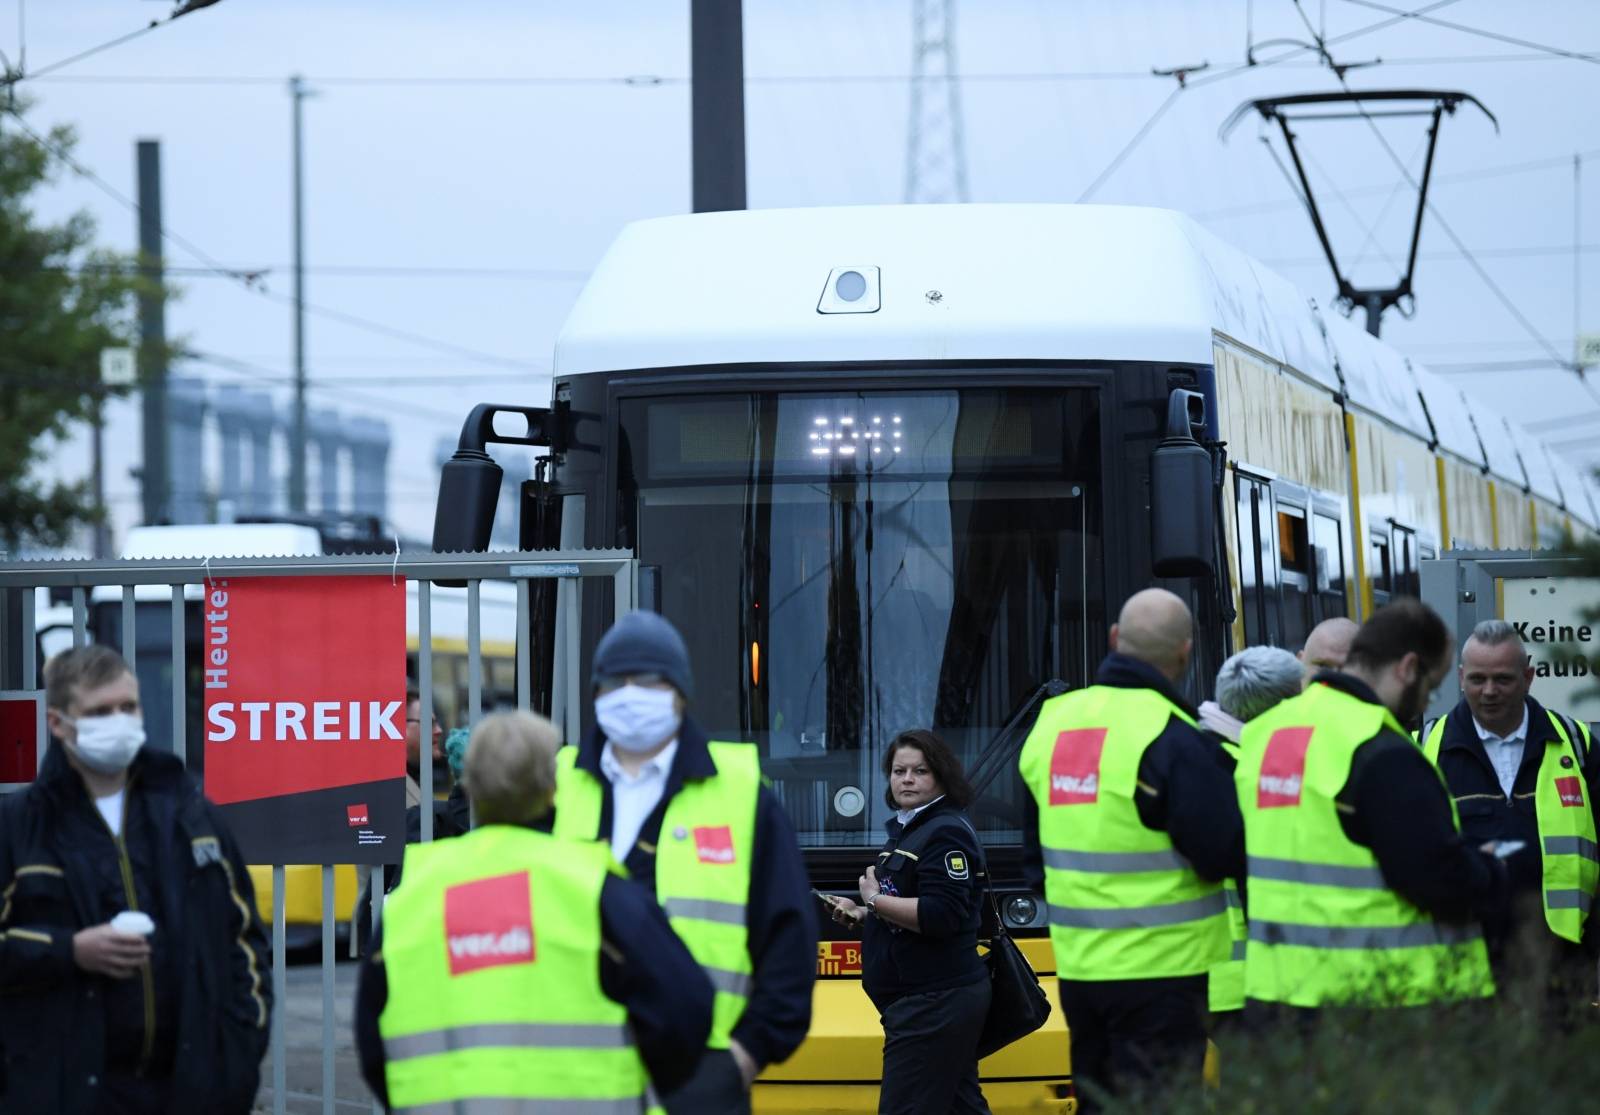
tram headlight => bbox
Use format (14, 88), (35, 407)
(1002, 893), (1044, 929)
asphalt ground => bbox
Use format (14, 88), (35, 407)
(252, 955), (377, 1115)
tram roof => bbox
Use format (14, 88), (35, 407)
(557, 203), (1592, 527)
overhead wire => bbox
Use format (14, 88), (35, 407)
(1, 108), (534, 372)
(1339, 0), (1600, 67)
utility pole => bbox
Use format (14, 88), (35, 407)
(690, 0), (746, 213)
(136, 140), (168, 526)
(905, 0), (970, 204)
(288, 74), (311, 513)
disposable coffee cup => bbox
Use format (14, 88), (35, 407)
(110, 911), (155, 937)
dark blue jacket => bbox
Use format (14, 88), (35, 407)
(548, 715), (817, 1071)
(861, 797), (987, 1009)
(1021, 653), (1246, 894)
(354, 844), (714, 1106)
(0, 744), (271, 1114)
(1426, 694), (1597, 949)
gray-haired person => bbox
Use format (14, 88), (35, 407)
(1197, 645), (1302, 1021)
(1419, 619), (1599, 1013)
(1199, 646), (1306, 744)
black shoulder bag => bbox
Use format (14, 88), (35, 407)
(955, 814), (1052, 1059)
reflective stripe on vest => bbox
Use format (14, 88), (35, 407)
(1209, 736), (1246, 1014)
(553, 741), (760, 1048)
(395, 1100), (649, 1115)
(1424, 710), (1599, 943)
(377, 827), (648, 1113)
(1240, 684), (1494, 1008)
(1018, 686), (1229, 981)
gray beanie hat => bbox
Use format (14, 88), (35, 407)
(591, 611), (694, 700)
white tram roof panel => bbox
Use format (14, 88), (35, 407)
(1320, 315), (1433, 441)
(561, 204), (1279, 375)
(1507, 421), (1564, 507)
(1461, 396), (1529, 491)
(1409, 368), (1484, 468)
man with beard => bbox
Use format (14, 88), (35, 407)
(1236, 599), (1508, 1020)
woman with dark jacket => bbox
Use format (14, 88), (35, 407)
(826, 729), (992, 1115)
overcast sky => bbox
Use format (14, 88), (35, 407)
(14, 0), (1600, 544)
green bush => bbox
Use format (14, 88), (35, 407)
(1101, 953), (1600, 1113)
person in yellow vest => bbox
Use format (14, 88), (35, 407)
(1237, 599), (1507, 1021)
(1196, 645), (1305, 1025)
(1420, 620), (1598, 1012)
(550, 611), (815, 1115)
(1296, 616), (1358, 689)
(353, 710), (714, 1112)
(1018, 589), (1243, 1111)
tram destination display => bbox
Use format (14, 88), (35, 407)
(203, 575), (409, 863)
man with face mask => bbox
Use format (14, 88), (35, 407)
(1237, 599), (1508, 1020)
(0, 645), (271, 1114)
(550, 611), (815, 1115)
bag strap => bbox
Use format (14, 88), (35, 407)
(952, 813), (1009, 941)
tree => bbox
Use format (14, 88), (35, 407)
(0, 102), (151, 552)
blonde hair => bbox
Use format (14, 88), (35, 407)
(463, 711), (561, 825)
(44, 645), (133, 711)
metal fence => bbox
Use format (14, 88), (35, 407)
(0, 548), (637, 1115)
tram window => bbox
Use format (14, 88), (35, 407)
(1369, 533), (1393, 608)
(1311, 511), (1347, 621)
(1276, 505), (1311, 649)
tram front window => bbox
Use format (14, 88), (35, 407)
(616, 386), (1100, 847)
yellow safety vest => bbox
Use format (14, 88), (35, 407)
(377, 825), (650, 1114)
(554, 741), (760, 1049)
(1209, 736), (1247, 1014)
(1239, 684), (1495, 1008)
(1423, 709), (1598, 943)
(1018, 686), (1230, 981)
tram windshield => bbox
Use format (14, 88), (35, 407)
(616, 386), (1101, 846)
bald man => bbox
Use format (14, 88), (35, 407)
(1018, 589), (1244, 1110)
(1298, 616), (1358, 687)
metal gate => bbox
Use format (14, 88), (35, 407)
(0, 548), (637, 1115)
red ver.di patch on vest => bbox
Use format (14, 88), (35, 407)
(444, 872), (536, 976)
(694, 825), (737, 864)
(1258, 727), (1314, 807)
(1049, 728), (1108, 805)
(1556, 777), (1585, 808)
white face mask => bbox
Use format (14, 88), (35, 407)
(67, 712), (146, 774)
(596, 686), (681, 754)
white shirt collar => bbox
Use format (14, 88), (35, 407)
(599, 738), (679, 783)
(895, 794), (946, 826)
(1473, 705), (1529, 745)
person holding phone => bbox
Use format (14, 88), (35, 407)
(1420, 620), (1599, 1013)
(825, 729), (991, 1115)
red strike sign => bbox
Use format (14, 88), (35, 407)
(202, 576), (407, 806)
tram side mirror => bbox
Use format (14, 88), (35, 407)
(1150, 389), (1215, 579)
(433, 403), (557, 558)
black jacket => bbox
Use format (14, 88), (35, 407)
(1021, 653), (1247, 896)
(0, 745), (271, 1114)
(860, 798), (987, 1009)
(1426, 695), (1598, 949)
(543, 716), (817, 1070)
(1314, 674), (1508, 926)
(353, 826), (715, 1106)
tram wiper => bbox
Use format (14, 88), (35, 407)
(963, 679), (1069, 801)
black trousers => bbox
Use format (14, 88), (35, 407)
(1057, 974), (1208, 1114)
(660, 1048), (750, 1115)
(877, 977), (992, 1115)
